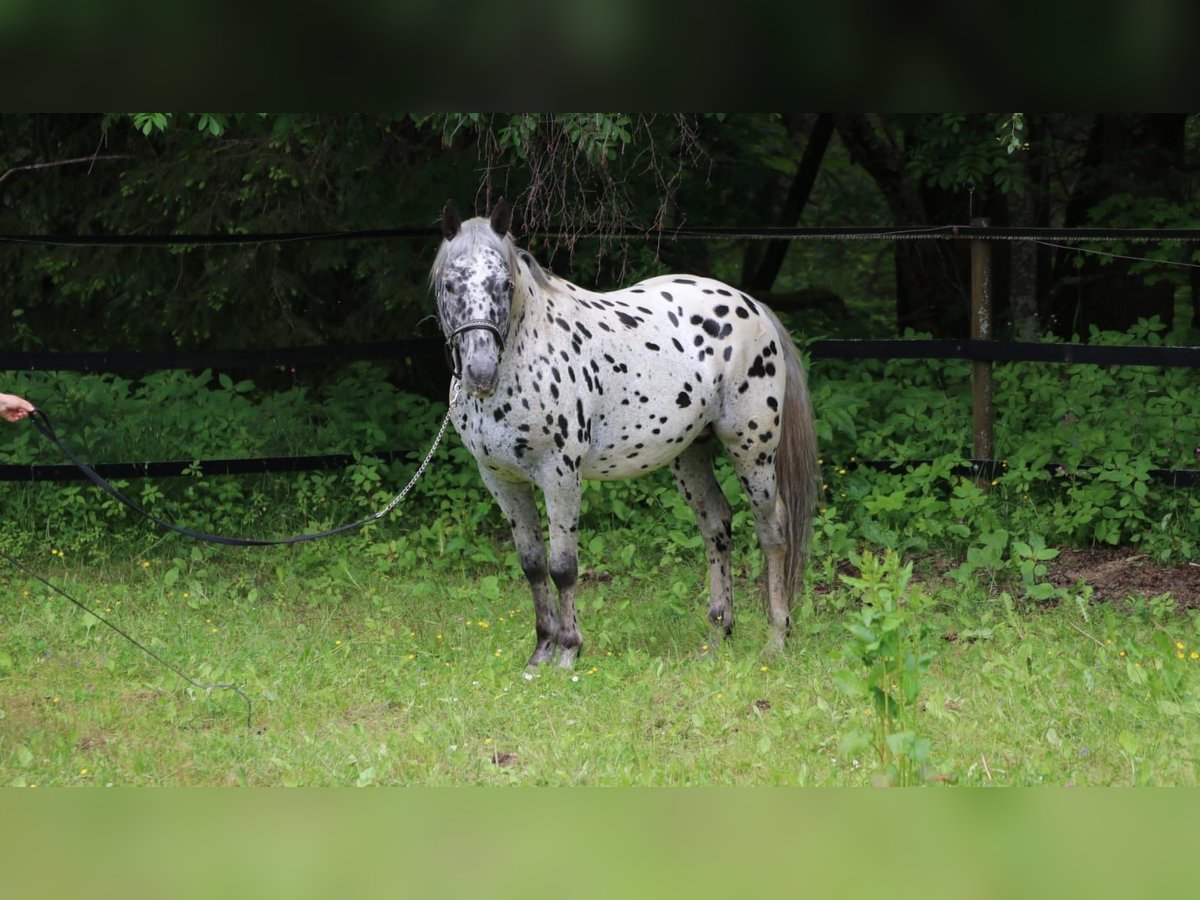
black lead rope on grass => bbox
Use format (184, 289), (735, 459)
(0, 547), (253, 730)
(28, 408), (382, 546)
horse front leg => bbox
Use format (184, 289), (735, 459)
(543, 474), (583, 668)
(480, 472), (559, 666)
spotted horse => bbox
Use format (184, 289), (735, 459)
(432, 200), (820, 667)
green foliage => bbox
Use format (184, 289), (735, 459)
(998, 113), (1029, 155)
(1076, 192), (1200, 295)
(834, 550), (934, 786)
(810, 319), (1200, 567)
(3, 318), (1197, 587)
(0, 113), (468, 356)
(0, 364), (490, 560)
(906, 113), (1029, 195)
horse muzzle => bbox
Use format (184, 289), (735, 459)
(445, 320), (505, 396)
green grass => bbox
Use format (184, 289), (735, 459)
(3, 543), (1198, 787)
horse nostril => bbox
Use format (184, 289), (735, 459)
(467, 361), (498, 391)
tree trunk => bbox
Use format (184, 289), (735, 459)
(1045, 114), (1186, 338)
(1009, 115), (1047, 340)
(833, 114), (971, 337)
(743, 113), (834, 293)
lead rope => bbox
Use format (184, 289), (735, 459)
(4, 381), (463, 729)
(26, 384), (462, 546)
(0, 544), (255, 730)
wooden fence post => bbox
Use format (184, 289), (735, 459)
(970, 217), (994, 489)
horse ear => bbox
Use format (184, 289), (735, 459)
(441, 200), (461, 240)
(489, 198), (511, 236)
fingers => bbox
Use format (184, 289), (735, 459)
(0, 393), (35, 421)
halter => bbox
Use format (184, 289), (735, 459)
(443, 319), (506, 380)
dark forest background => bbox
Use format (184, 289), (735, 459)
(2, 114), (1197, 371)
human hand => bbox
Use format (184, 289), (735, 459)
(0, 392), (35, 422)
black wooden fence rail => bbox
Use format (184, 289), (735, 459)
(5, 218), (1200, 485)
(3, 336), (1199, 485)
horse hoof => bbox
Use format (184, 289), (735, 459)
(762, 631), (786, 657)
(708, 607), (734, 635)
(527, 643), (556, 667)
(556, 646), (579, 669)
(707, 623), (734, 650)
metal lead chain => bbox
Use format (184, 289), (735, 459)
(372, 381), (462, 521)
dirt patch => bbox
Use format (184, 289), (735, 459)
(815, 546), (1200, 614)
(1047, 546), (1200, 612)
(75, 734), (110, 752)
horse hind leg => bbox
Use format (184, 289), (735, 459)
(722, 441), (791, 655)
(671, 440), (735, 639)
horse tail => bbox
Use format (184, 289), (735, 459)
(762, 305), (821, 601)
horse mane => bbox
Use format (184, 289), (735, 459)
(429, 217), (558, 298)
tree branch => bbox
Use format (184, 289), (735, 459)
(0, 154), (133, 187)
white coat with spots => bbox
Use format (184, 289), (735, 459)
(432, 201), (820, 666)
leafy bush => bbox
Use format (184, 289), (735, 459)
(810, 319), (1200, 565)
(2, 319), (1198, 573)
(0, 365), (488, 559)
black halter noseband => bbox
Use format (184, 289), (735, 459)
(443, 319), (506, 380)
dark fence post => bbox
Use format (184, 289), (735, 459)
(970, 217), (994, 489)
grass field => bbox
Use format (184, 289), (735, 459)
(3, 542), (1198, 787)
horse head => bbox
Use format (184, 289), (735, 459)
(432, 199), (514, 397)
